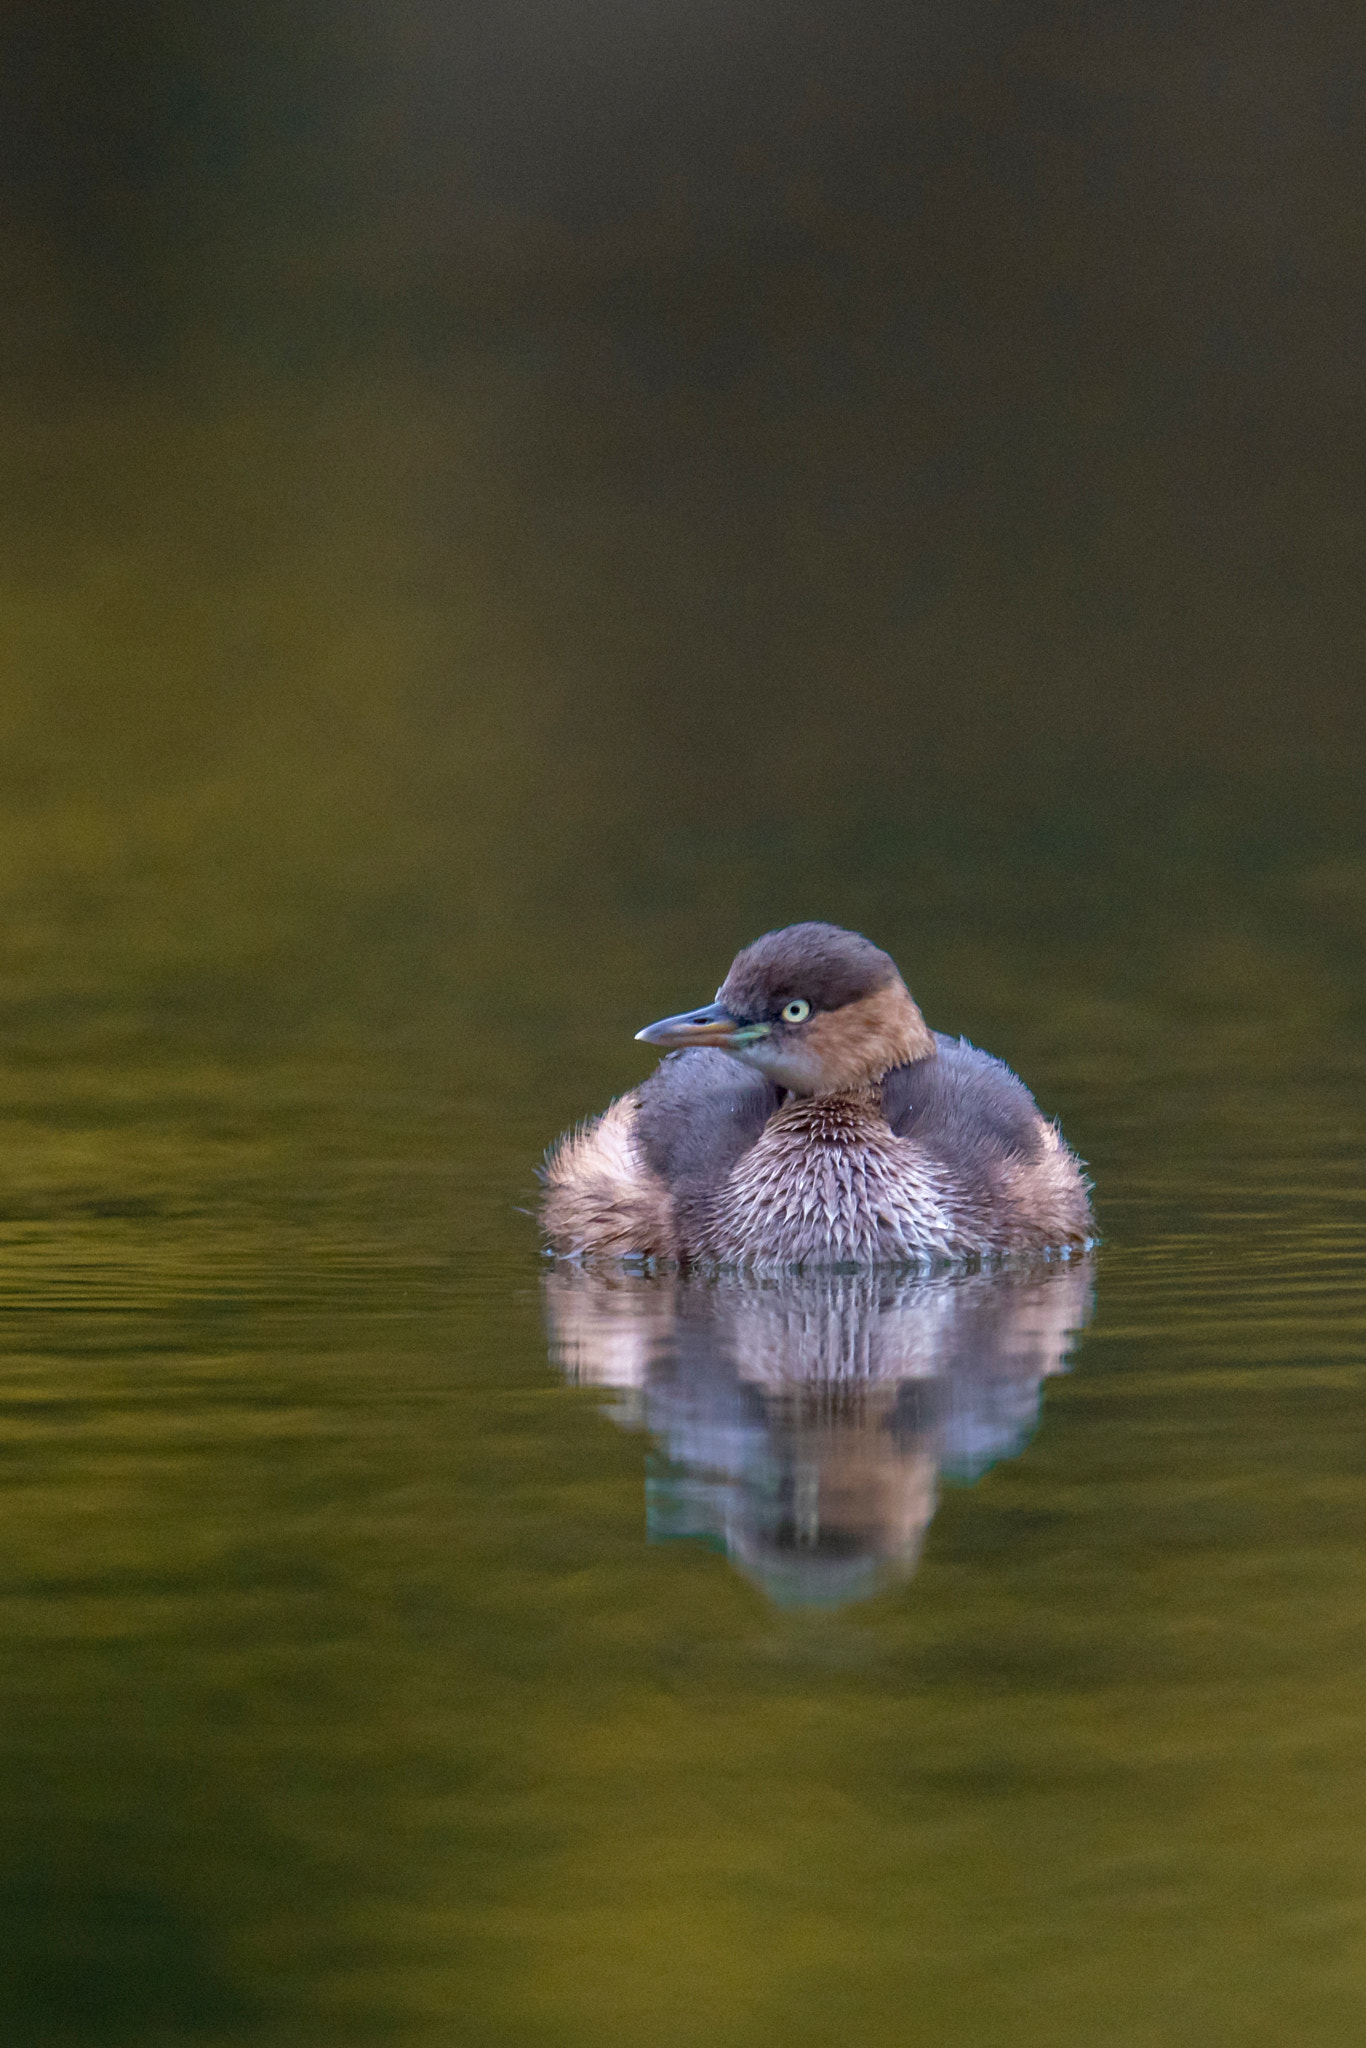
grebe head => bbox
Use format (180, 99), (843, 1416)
(635, 921), (934, 1096)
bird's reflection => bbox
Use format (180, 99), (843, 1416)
(543, 1259), (1094, 1608)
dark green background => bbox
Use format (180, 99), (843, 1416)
(1, 4), (1363, 2041)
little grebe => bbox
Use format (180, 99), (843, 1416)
(540, 922), (1093, 1268)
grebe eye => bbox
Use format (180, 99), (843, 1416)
(781, 999), (811, 1024)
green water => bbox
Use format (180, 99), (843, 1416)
(0, 545), (1362, 2045)
(6, 0), (1365, 2028)
(0, 247), (1359, 2039)
(4, 0), (1364, 2028)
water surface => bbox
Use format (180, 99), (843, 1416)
(545, 1259), (1095, 1607)
(5, 1), (1365, 2029)
(0, 773), (1362, 2046)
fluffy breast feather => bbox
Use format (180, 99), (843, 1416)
(688, 1095), (972, 1268)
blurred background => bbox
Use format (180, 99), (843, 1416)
(1, 6), (1364, 2045)
(3, 0), (1363, 1039)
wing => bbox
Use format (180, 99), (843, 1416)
(880, 1033), (1046, 1174)
(540, 1051), (779, 1260)
(633, 1048), (782, 1194)
(883, 1035), (1093, 1251)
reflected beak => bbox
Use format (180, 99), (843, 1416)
(634, 1001), (771, 1051)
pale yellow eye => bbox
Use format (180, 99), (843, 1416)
(781, 999), (811, 1024)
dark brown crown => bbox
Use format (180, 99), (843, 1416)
(718, 922), (901, 1020)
